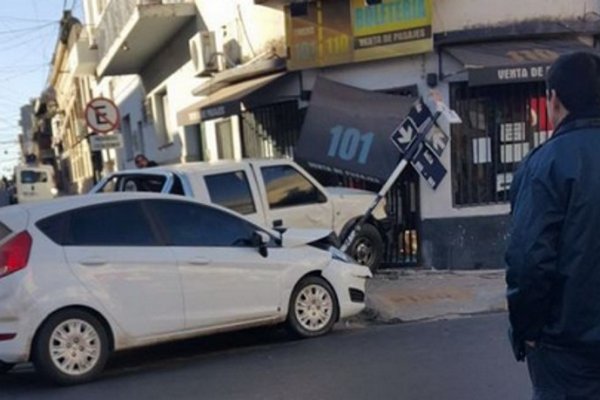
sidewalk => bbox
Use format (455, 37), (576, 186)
(351, 268), (507, 325)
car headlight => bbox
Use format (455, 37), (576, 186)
(50, 188), (59, 196)
(329, 246), (354, 263)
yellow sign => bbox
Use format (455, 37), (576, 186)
(286, 0), (432, 70)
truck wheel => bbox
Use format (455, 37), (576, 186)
(32, 309), (110, 386)
(350, 223), (384, 272)
(286, 276), (339, 338)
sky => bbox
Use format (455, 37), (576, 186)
(0, 0), (84, 179)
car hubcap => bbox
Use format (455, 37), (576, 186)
(295, 284), (333, 332)
(353, 239), (374, 266)
(49, 319), (101, 376)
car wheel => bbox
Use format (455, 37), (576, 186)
(350, 223), (384, 272)
(32, 309), (110, 385)
(0, 361), (14, 374)
(287, 276), (339, 338)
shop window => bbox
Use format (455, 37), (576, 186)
(153, 90), (174, 146)
(241, 101), (306, 159)
(450, 82), (551, 206)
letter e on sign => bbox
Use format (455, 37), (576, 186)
(85, 97), (121, 134)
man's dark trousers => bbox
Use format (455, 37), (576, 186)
(527, 344), (600, 399)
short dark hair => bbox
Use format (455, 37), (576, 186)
(547, 51), (600, 114)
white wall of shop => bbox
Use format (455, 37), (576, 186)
(301, 53), (510, 220)
(93, 76), (149, 171)
(193, 0), (286, 163)
(197, 0), (285, 58)
(83, 0), (285, 171)
(432, 0), (599, 33)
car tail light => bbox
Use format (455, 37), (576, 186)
(0, 231), (32, 279)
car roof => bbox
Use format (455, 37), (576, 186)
(110, 158), (294, 175)
(16, 192), (188, 212)
(17, 192), (276, 234)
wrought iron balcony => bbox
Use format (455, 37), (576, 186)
(95, 0), (196, 77)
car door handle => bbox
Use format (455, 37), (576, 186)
(187, 258), (210, 266)
(79, 258), (107, 267)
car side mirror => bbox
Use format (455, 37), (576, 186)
(272, 219), (287, 235)
(252, 231), (270, 258)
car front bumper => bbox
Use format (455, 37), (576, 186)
(322, 260), (371, 319)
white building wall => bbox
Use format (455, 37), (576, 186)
(197, 0), (285, 59)
(82, 0), (285, 170)
(432, 0), (599, 32)
(197, 0), (286, 162)
(149, 60), (204, 164)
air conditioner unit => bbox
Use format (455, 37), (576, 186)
(189, 31), (218, 77)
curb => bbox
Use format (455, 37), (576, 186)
(349, 268), (507, 326)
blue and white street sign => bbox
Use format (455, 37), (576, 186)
(411, 144), (447, 190)
(424, 127), (449, 158)
(391, 99), (433, 154)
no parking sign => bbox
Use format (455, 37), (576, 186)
(85, 97), (120, 134)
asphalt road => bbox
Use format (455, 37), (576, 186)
(0, 313), (531, 400)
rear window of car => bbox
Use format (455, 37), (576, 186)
(0, 222), (12, 242)
(21, 170), (48, 184)
(36, 214), (68, 245)
(205, 171), (256, 215)
(97, 175), (167, 193)
(36, 202), (157, 246)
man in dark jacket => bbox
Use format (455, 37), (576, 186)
(506, 51), (600, 399)
(134, 154), (158, 169)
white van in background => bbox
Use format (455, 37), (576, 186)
(14, 165), (58, 204)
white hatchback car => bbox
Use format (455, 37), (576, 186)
(0, 193), (370, 385)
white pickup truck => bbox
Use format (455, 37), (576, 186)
(90, 159), (388, 270)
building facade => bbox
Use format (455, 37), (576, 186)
(253, 0), (600, 269)
(49, 0), (600, 269)
(79, 0), (290, 173)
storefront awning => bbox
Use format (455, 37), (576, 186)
(442, 39), (597, 86)
(177, 72), (287, 126)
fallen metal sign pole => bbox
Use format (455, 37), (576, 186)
(339, 108), (442, 254)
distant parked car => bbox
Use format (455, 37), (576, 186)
(13, 165), (58, 204)
(90, 159), (388, 270)
(0, 193), (370, 385)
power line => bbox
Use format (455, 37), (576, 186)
(0, 16), (55, 23)
(0, 63), (50, 71)
(0, 22), (56, 36)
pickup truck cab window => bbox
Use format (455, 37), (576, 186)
(261, 165), (327, 209)
(204, 171), (256, 215)
(96, 174), (185, 195)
